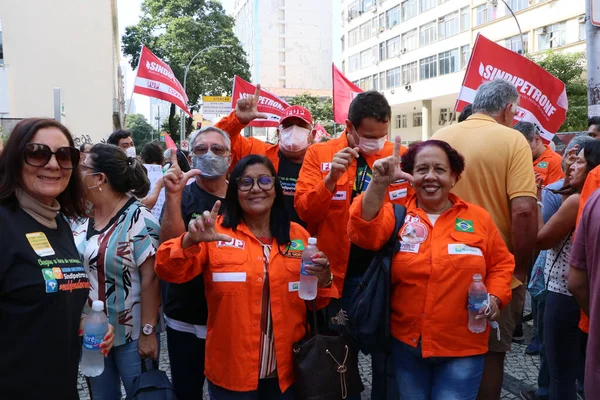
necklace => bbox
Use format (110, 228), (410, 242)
(418, 199), (452, 214)
(93, 196), (126, 229)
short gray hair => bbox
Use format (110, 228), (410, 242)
(472, 79), (520, 116)
(189, 126), (231, 151)
(513, 121), (539, 143)
(566, 134), (594, 154)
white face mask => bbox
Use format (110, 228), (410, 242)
(125, 146), (137, 158)
(356, 134), (386, 155)
(279, 125), (311, 153)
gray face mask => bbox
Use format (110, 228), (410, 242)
(192, 151), (230, 180)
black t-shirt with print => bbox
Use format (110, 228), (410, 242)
(347, 156), (375, 277)
(0, 206), (90, 399)
(277, 152), (305, 227)
(163, 183), (225, 325)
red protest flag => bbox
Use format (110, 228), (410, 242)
(332, 64), (363, 124)
(164, 132), (177, 149)
(133, 46), (193, 117)
(231, 76), (290, 128)
(456, 34), (567, 142)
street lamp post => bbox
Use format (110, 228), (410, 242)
(488, 0), (526, 55)
(179, 44), (233, 143)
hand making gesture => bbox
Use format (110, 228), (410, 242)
(235, 84), (269, 125)
(371, 136), (413, 186)
(182, 201), (233, 248)
(163, 149), (202, 195)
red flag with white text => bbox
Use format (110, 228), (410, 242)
(456, 34), (567, 141)
(231, 76), (290, 127)
(133, 46), (192, 117)
(333, 64), (363, 124)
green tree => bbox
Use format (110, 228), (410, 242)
(126, 113), (156, 153)
(535, 51), (587, 132)
(288, 93), (345, 137)
(122, 0), (251, 142)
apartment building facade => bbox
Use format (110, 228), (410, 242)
(340, 0), (586, 143)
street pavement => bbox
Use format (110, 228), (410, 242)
(77, 320), (539, 399)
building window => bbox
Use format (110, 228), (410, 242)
(475, 4), (494, 26)
(379, 71), (386, 90)
(580, 19), (586, 41)
(460, 44), (470, 69)
(280, 79), (286, 88)
(413, 112), (423, 127)
(360, 20), (372, 42)
(279, 24), (285, 34)
(360, 48), (373, 68)
(342, 60), (346, 74)
(379, 13), (386, 31)
(438, 11), (459, 40)
(279, 66), (286, 76)
(279, 38), (286, 48)
(401, 0), (417, 22)
(360, 0), (376, 11)
(419, 21), (437, 46)
(387, 5), (401, 29)
(379, 42), (386, 61)
(439, 0), (449, 3)
(419, 0), (435, 13)
(396, 114), (408, 128)
(439, 108), (450, 124)
(460, 7), (470, 32)
(538, 21), (567, 50)
(278, 9), (285, 20)
(505, 33), (528, 54)
(506, 0), (528, 13)
(279, 52), (286, 62)
(439, 48), (459, 75)
(402, 61), (418, 84)
(348, 1), (359, 20)
(387, 67), (401, 88)
(373, 74), (379, 91)
(349, 54), (360, 72)
(386, 36), (401, 58)
(359, 77), (373, 91)
(420, 55), (437, 80)
(349, 28), (359, 47)
(401, 29), (418, 52)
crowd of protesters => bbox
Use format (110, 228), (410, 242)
(1, 78), (599, 400)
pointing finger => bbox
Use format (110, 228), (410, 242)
(253, 84), (261, 106)
(215, 233), (233, 243)
(393, 136), (402, 159)
(210, 200), (222, 222)
(169, 148), (178, 167)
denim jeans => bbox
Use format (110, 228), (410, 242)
(208, 378), (295, 400)
(166, 327), (206, 400)
(327, 275), (399, 400)
(544, 291), (581, 400)
(89, 334), (161, 399)
(392, 339), (484, 400)
(536, 294), (550, 399)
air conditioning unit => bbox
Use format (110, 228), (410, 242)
(578, 15), (586, 23)
(390, 89), (396, 94)
(401, 48), (407, 54)
(536, 27), (548, 35)
(372, 27), (379, 35)
(372, 6), (378, 13)
(373, 58), (379, 65)
(405, 84), (412, 92)
(379, 27), (385, 32)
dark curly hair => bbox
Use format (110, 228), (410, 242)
(401, 140), (466, 181)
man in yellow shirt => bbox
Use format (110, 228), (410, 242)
(514, 121), (564, 186)
(433, 79), (537, 400)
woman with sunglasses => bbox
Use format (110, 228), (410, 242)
(0, 119), (114, 399)
(72, 143), (162, 399)
(156, 155), (337, 399)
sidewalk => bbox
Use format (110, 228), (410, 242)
(77, 321), (539, 399)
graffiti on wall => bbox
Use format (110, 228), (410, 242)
(73, 134), (105, 147)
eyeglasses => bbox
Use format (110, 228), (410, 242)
(24, 143), (80, 170)
(193, 144), (229, 157)
(236, 175), (275, 192)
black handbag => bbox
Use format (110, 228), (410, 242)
(292, 300), (364, 400)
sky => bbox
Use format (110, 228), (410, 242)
(118, 0), (339, 119)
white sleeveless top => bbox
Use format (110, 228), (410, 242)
(544, 232), (573, 296)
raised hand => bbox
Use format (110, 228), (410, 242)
(328, 147), (360, 183)
(182, 200), (233, 247)
(163, 148), (202, 195)
(235, 84), (269, 124)
(371, 136), (413, 186)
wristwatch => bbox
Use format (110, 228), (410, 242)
(142, 324), (155, 336)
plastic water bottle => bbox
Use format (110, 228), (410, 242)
(299, 237), (319, 300)
(468, 274), (488, 333)
(80, 300), (108, 377)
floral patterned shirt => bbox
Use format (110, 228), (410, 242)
(72, 198), (160, 346)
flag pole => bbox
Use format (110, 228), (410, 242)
(123, 44), (144, 128)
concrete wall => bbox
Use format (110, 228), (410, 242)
(0, 0), (115, 144)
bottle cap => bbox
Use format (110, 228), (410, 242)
(473, 273), (482, 281)
(308, 237), (317, 245)
(92, 300), (104, 312)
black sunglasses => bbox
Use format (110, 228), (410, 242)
(24, 143), (80, 170)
